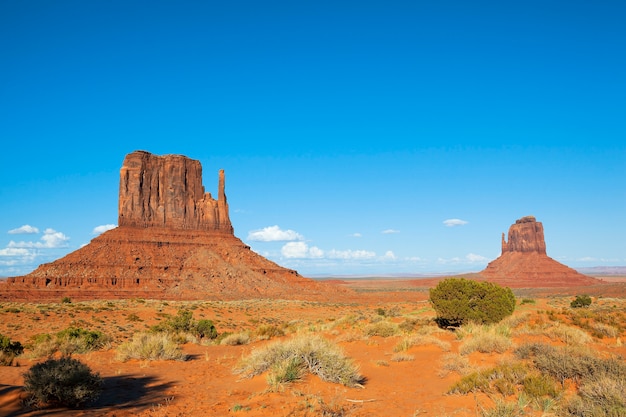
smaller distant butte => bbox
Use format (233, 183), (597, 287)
(0, 151), (339, 302)
(480, 215), (601, 287)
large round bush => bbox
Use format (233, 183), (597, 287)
(429, 278), (515, 327)
(23, 357), (102, 407)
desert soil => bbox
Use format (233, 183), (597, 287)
(1, 278), (625, 417)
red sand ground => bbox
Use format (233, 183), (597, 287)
(1, 278), (625, 417)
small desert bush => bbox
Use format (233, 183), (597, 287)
(220, 332), (250, 346)
(116, 332), (187, 361)
(571, 295), (592, 309)
(0, 333), (24, 366)
(544, 324), (592, 345)
(234, 335), (363, 388)
(449, 361), (531, 396)
(254, 324), (285, 340)
(266, 357), (305, 391)
(430, 278), (515, 327)
(521, 373), (561, 398)
(55, 327), (110, 355)
(458, 326), (512, 355)
(23, 357), (102, 407)
(394, 334), (450, 352)
(517, 343), (626, 385)
(590, 322), (620, 338)
(28, 327), (109, 357)
(500, 312), (531, 329)
(363, 320), (398, 338)
(390, 352), (414, 362)
(151, 309), (218, 341)
(568, 374), (626, 417)
(480, 399), (522, 417)
(439, 353), (475, 377)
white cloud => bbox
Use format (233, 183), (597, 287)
(0, 247), (38, 266)
(327, 249), (376, 260)
(381, 229), (400, 234)
(436, 253), (489, 265)
(281, 242), (324, 258)
(92, 224), (117, 235)
(247, 225), (304, 242)
(350, 233), (362, 238)
(466, 253), (489, 263)
(383, 251), (396, 260)
(443, 219), (468, 227)
(8, 228), (69, 249)
(8, 225), (40, 234)
(0, 247), (34, 257)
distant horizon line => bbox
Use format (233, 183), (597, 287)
(1, 265), (625, 281)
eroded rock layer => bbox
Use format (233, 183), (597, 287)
(2, 227), (330, 301)
(481, 216), (600, 287)
(1, 151), (341, 301)
(118, 151), (232, 232)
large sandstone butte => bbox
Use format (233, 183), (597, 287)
(1, 151), (337, 301)
(480, 216), (600, 287)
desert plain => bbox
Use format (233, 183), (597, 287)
(2, 276), (626, 417)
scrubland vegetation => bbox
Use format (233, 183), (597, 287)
(0, 291), (625, 416)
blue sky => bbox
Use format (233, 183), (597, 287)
(1, 1), (624, 277)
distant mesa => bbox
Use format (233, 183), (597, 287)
(480, 215), (601, 287)
(1, 151), (337, 301)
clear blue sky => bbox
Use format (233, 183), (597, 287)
(1, 0), (624, 277)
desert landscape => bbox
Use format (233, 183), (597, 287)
(1, 151), (625, 417)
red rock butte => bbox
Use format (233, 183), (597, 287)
(0, 151), (338, 301)
(479, 216), (600, 287)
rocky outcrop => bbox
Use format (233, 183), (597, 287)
(501, 216), (546, 254)
(119, 151), (232, 232)
(481, 216), (600, 287)
(1, 151), (343, 301)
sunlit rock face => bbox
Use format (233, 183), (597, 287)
(1, 151), (339, 302)
(481, 216), (600, 287)
(118, 150), (232, 233)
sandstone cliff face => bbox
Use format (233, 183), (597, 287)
(482, 216), (600, 287)
(501, 215), (546, 254)
(1, 151), (342, 302)
(118, 151), (232, 233)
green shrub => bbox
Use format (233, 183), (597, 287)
(151, 309), (219, 341)
(0, 333), (24, 366)
(0, 333), (24, 356)
(27, 327), (109, 358)
(571, 295), (592, 309)
(522, 373), (561, 398)
(195, 319), (218, 340)
(56, 327), (109, 354)
(23, 357), (102, 407)
(429, 278), (515, 327)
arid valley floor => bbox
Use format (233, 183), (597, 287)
(1, 276), (626, 417)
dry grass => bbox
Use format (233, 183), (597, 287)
(234, 334), (363, 388)
(458, 325), (513, 355)
(116, 332), (187, 362)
